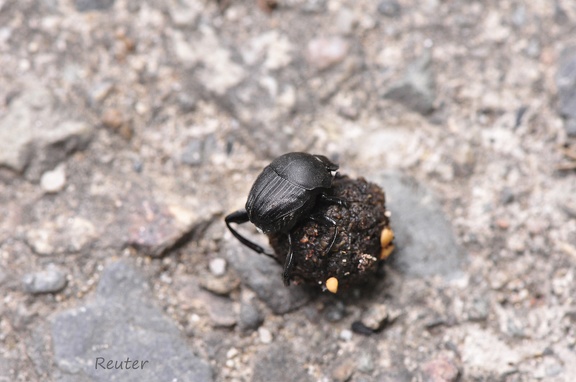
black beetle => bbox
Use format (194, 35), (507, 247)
(225, 152), (346, 286)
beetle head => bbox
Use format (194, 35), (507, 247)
(313, 154), (339, 172)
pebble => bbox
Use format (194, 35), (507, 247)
(258, 327), (273, 344)
(336, 8), (356, 35)
(467, 297), (490, 322)
(377, 0), (401, 17)
(359, 303), (390, 332)
(238, 299), (264, 332)
(177, 92), (198, 113)
(40, 164), (66, 193)
(181, 140), (204, 166)
(89, 81), (114, 104)
(323, 300), (347, 322)
(499, 187), (515, 205)
(557, 46), (576, 122)
(306, 36), (349, 70)
(339, 329), (353, 341)
(22, 264), (67, 294)
(331, 358), (356, 382)
(356, 351), (374, 373)
(199, 273), (240, 295)
(421, 355), (460, 382)
(75, 0), (115, 12)
(101, 108), (132, 140)
(209, 258), (227, 277)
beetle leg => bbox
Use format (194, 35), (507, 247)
(283, 233), (294, 286)
(309, 214), (338, 254)
(319, 193), (349, 208)
(225, 210), (278, 261)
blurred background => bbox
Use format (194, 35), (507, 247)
(1, 0), (576, 381)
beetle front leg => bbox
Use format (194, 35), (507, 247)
(225, 210), (278, 262)
(282, 233), (294, 286)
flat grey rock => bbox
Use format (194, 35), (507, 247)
(372, 172), (466, 278)
(51, 260), (213, 382)
(224, 243), (314, 314)
(0, 82), (93, 180)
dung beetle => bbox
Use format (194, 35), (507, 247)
(225, 152), (346, 285)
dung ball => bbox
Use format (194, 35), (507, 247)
(268, 175), (394, 292)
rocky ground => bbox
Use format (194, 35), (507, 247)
(1, 0), (576, 381)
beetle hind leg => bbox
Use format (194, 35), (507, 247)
(282, 233), (295, 286)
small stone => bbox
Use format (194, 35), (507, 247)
(226, 347), (239, 359)
(421, 355), (460, 382)
(206, 295), (237, 328)
(467, 297), (489, 322)
(169, 6), (200, 27)
(238, 299), (264, 332)
(177, 92), (198, 113)
(258, 327), (273, 344)
(557, 46), (576, 121)
(565, 118), (576, 137)
(181, 140), (204, 166)
(306, 36), (349, 70)
(199, 273), (240, 295)
(360, 303), (389, 332)
(495, 218), (510, 230)
(331, 358), (356, 382)
(357, 351), (374, 373)
(336, 8), (356, 35)
(90, 81), (114, 103)
(377, 0), (401, 17)
(40, 164), (66, 193)
(209, 258), (227, 277)
(25, 216), (97, 255)
(75, 0), (115, 12)
(257, 0), (278, 13)
(384, 51), (436, 115)
(511, 5), (526, 27)
(22, 265), (67, 294)
(499, 187), (515, 205)
(324, 300), (346, 322)
(339, 329), (353, 341)
(101, 108), (132, 140)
